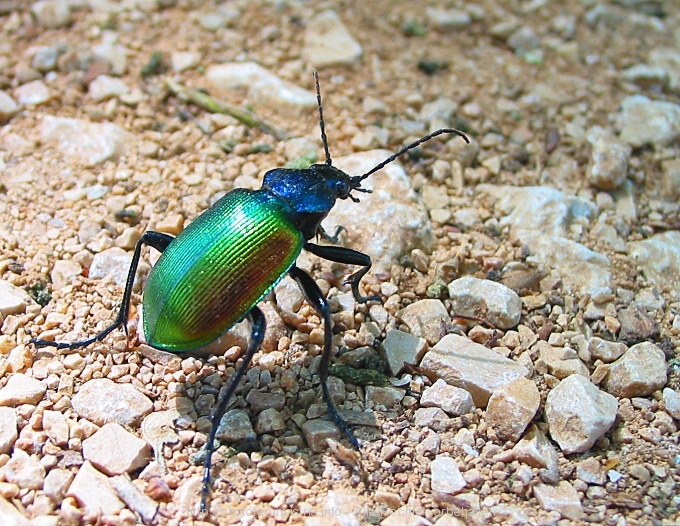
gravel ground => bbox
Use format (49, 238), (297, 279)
(1, 1), (679, 525)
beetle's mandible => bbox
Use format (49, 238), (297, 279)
(33, 71), (469, 514)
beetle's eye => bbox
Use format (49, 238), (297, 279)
(335, 180), (350, 196)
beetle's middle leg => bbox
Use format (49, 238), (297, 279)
(200, 306), (266, 513)
(32, 231), (174, 350)
(304, 242), (380, 303)
(288, 265), (359, 449)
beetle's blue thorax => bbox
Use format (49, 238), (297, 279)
(263, 164), (354, 240)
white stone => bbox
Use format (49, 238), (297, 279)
(88, 247), (133, 288)
(430, 455), (466, 494)
(14, 80), (52, 105)
(397, 299), (450, 344)
(4, 449), (46, 490)
(32, 0), (72, 28)
(420, 334), (530, 407)
(67, 461), (124, 515)
(545, 374), (617, 453)
(616, 94), (680, 147)
(447, 276), (522, 330)
(205, 62), (316, 117)
(0, 373), (46, 406)
(0, 91), (20, 122)
(50, 260), (83, 291)
(71, 378), (153, 427)
(171, 51), (202, 72)
(629, 231), (680, 292)
(0, 280), (32, 317)
(0, 407), (17, 454)
(83, 423), (150, 475)
(420, 379), (475, 416)
(41, 115), (133, 167)
(88, 75), (130, 101)
(605, 342), (667, 398)
(303, 10), (362, 68)
(533, 481), (583, 520)
(485, 377), (540, 441)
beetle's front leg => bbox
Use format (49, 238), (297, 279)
(288, 265), (359, 449)
(304, 242), (380, 303)
(200, 306), (266, 514)
(32, 231), (174, 350)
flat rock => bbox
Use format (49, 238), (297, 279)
(380, 328), (428, 376)
(447, 276), (522, 329)
(0, 407), (17, 454)
(533, 481), (583, 520)
(430, 455), (466, 495)
(420, 334), (530, 407)
(485, 377), (540, 442)
(605, 342), (667, 398)
(397, 299), (450, 344)
(414, 407), (449, 428)
(629, 231), (680, 293)
(67, 461), (125, 515)
(82, 422), (150, 476)
(323, 151), (435, 274)
(303, 10), (362, 68)
(71, 378), (153, 427)
(545, 374), (618, 453)
(205, 62), (316, 117)
(0, 373), (46, 406)
(0, 280), (33, 317)
(41, 115), (133, 167)
(615, 94), (680, 147)
(420, 378), (475, 416)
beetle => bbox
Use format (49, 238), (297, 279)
(33, 72), (469, 513)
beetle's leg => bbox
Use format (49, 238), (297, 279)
(304, 242), (380, 303)
(288, 265), (359, 449)
(315, 225), (346, 244)
(32, 231), (174, 350)
(200, 306), (266, 514)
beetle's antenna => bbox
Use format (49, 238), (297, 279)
(353, 128), (470, 183)
(314, 70), (332, 166)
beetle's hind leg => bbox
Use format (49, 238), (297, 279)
(288, 265), (359, 449)
(31, 231), (174, 350)
(200, 306), (266, 514)
(304, 243), (380, 303)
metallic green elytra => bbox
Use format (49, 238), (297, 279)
(143, 188), (303, 351)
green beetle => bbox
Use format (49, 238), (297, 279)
(34, 73), (469, 513)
